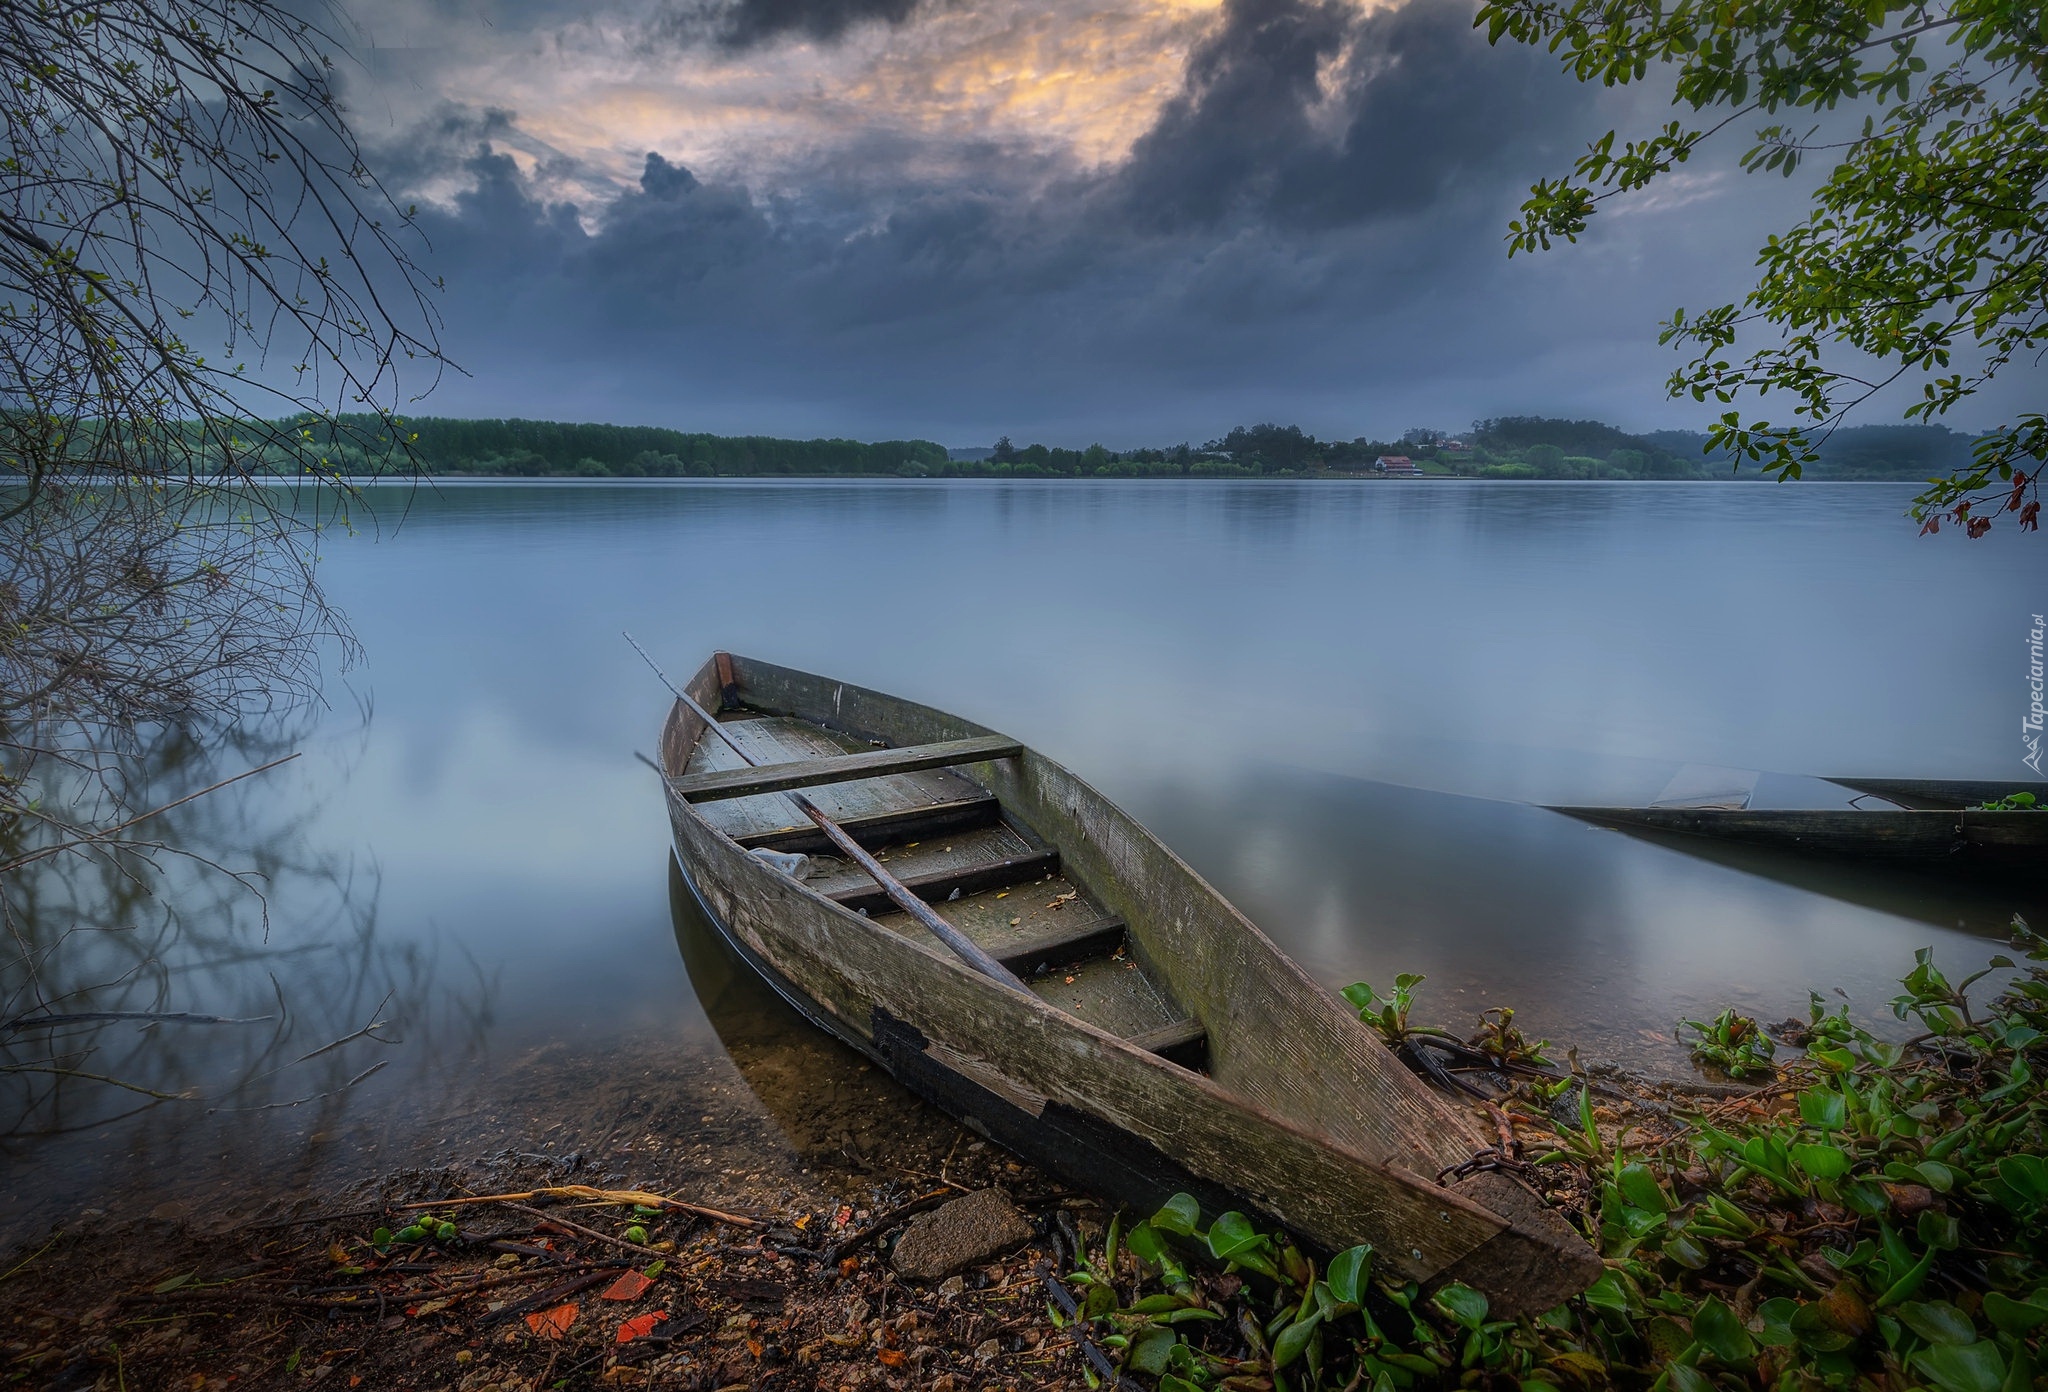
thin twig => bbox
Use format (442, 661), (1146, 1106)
(393, 1186), (759, 1229)
(501, 1202), (671, 1260)
(0, 752), (300, 875)
(0, 1010), (275, 1035)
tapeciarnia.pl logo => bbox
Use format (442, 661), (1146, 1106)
(2028, 612), (2045, 775)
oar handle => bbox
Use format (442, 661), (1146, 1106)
(790, 794), (1027, 991)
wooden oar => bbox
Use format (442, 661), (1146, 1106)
(625, 635), (1028, 992)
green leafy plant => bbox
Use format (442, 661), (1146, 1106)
(1090, 918), (2048, 1390)
(1678, 1008), (1777, 1078)
(1977, 792), (2041, 811)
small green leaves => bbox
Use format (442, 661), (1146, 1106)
(1616, 1163), (1669, 1213)
(1430, 1283), (1488, 1331)
(1982, 1292), (2048, 1336)
(1204, 1212), (1278, 1278)
(1791, 1142), (1851, 1181)
(1913, 1341), (2007, 1392)
(1690, 1296), (1755, 1363)
(1897, 1300), (1977, 1346)
(1797, 1087), (1846, 1130)
(1324, 1245), (1372, 1306)
(1149, 1193), (1201, 1237)
(1271, 1310), (1321, 1368)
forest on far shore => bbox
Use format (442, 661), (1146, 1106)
(283, 415), (1985, 482)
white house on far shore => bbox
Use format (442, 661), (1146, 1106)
(1374, 455), (1418, 475)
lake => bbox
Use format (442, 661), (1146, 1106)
(3, 478), (2040, 1239)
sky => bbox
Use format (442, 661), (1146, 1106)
(331, 0), (2030, 448)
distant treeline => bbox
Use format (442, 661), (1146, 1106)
(269, 415), (1986, 482)
(289, 416), (951, 478)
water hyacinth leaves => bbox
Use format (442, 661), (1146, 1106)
(1077, 921), (2048, 1390)
(1677, 1007), (1776, 1077)
(1340, 973), (1425, 1044)
(1323, 1245), (1371, 1307)
(1203, 1212), (1279, 1280)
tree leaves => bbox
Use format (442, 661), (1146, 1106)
(1477, 0), (2047, 537)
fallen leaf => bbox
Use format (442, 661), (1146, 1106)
(793, 1213), (810, 1230)
(412, 1298), (451, 1317)
(616, 1311), (668, 1345)
(995, 891), (1009, 899)
(839, 1257), (859, 1278)
(153, 1272), (195, 1294)
(601, 1271), (653, 1302)
(326, 1243), (350, 1265)
(525, 1302), (579, 1339)
(878, 1349), (906, 1367)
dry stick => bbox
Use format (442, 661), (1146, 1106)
(827, 1188), (954, 1262)
(501, 1201), (676, 1260)
(249, 1206), (386, 1231)
(394, 1185), (759, 1229)
(125, 1261), (625, 1313)
(482, 1267), (621, 1324)
(622, 634), (1026, 991)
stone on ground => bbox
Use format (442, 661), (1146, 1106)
(889, 1189), (1032, 1281)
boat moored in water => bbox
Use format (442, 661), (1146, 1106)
(1547, 770), (2047, 877)
(656, 652), (1599, 1314)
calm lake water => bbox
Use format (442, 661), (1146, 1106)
(4, 479), (2042, 1237)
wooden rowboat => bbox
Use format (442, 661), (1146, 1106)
(657, 652), (1599, 1313)
(1547, 774), (2047, 877)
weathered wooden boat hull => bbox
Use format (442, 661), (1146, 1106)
(660, 654), (1599, 1314)
(1823, 777), (2048, 810)
(671, 852), (1261, 1229)
(1551, 804), (2046, 875)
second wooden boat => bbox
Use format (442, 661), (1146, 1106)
(656, 652), (1598, 1315)
(1548, 773), (2047, 876)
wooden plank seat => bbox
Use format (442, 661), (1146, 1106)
(670, 735), (1022, 803)
(731, 793), (999, 855)
(826, 847), (1061, 916)
(995, 916), (1129, 975)
(1126, 1017), (1208, 1068)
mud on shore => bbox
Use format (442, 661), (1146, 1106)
(0, 1140), (1106, 1392)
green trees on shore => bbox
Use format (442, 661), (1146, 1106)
(279, 413), (1988, 482)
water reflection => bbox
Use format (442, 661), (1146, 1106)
(1124, 764), (2046, 1071)
(0, 712), (497, 1243)
(667, 858), (966, 1178)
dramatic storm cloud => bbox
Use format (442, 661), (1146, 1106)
(334, 0), (1954, 444)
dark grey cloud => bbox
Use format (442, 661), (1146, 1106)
(384, 0), (1849, 443)
(646, 0), (928, 51)
(1120, 0), (1580, 230)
